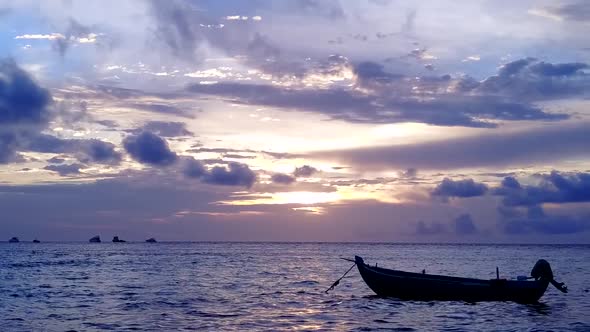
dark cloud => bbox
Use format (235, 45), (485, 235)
(47, 156), (66, 164)
(432, 178), (488, 198)
(541, 1), (590, 22)
(203, 162), (257, 188)
(415, 220), (446, 235)
(123, 132), (178, 166)
(293, 165), (318, 177)
(223, 153), (255, 159)
(188, 147), (300, 160)
(501, 176), (521, 190)
(82, 139), (122, 164)
(187, 61), (568, 128)
(129, 103), (195, 119)
(271, 173), (296, 185)
(0, 59), (52, 126)
(312, 122), (590, 170)
(478, 58), (590, 100)
(134, 121), (193, 137)
(24, 135), (122, 165)
(0, 60), (121, 166)
(0, 59), (52, 163)
(65, 85), (194, 118)
(495, 171), (590, 207)
(96, 120), (118, 128)
(24, 134), (71, 153)
(454, 214), (478, 235)
(529, 62), (588, 76)
(182, 157), (206, 178)
(501, 206), (589, 235)
(54, 18), (93, 57)
(353, 61), (403, 86)
(43, 163), (85, 176)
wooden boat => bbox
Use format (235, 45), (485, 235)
(355, 256), (566, 303)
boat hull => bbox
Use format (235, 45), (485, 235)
(355, 256), (548, 303)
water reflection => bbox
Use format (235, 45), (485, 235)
(0, 243), (588, 331)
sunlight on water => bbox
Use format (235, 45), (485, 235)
(0, 243), (588, 331)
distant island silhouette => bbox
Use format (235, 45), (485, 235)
(112, 236), (126, 243)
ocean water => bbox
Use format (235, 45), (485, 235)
(0, 243), (588, 331)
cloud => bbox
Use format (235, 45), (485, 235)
(182, 157), (206, 178)
(293, 165), (318, 177)
(82, 139), (122, 164)
(312, 122), (590, 170)
(0, 59), (53, 163)
(24, 135), (122, 165)
(271, 173), (296, 185)
(432, 178), (488, 198)
(415, 221), (446, 235)
(529, 62), (588, 76)
(454, 214), (478, 235)
(399, 168), (418, 178)
(203, 162), (257, 188)
(187, 58), (570, 128)
(54, 18), (95, 56)
(181, 157), (257, 188)
(134, 121), (193, 137)
(478, 58), (590, 100)
(148, 0), (282, 64)
(0, 59), (52, 126)
(123, 132), (178, 166)
(128, 103), (195, 119)
(501, 206), (589, 235)
(401, 9), (416, 34)
(44, 163), (85, 176)
(353, 61), (403, 86)
(47, 156), (66, 164)
(495, 171), (590, 207)
(536, 1), (590, 22)
(0, 60), (121, 166)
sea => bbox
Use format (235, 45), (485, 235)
(0, 243), (588, 331)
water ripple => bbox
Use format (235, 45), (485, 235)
(0, 243), (588, 331)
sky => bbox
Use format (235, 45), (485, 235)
(0, 0), (589, 243)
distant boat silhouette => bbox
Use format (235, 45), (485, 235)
(33, 239), (40, 243)
(8, 237), (19, 243)
(89, 235), (101, 243)
(112, 236), (126, 243)
(145, 238), (157, 243)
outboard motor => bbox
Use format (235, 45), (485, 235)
(531, 259), (568, 293)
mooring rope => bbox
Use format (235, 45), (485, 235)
(325, 262), (356, 293)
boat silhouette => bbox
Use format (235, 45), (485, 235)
(352, 256), (566, 303)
